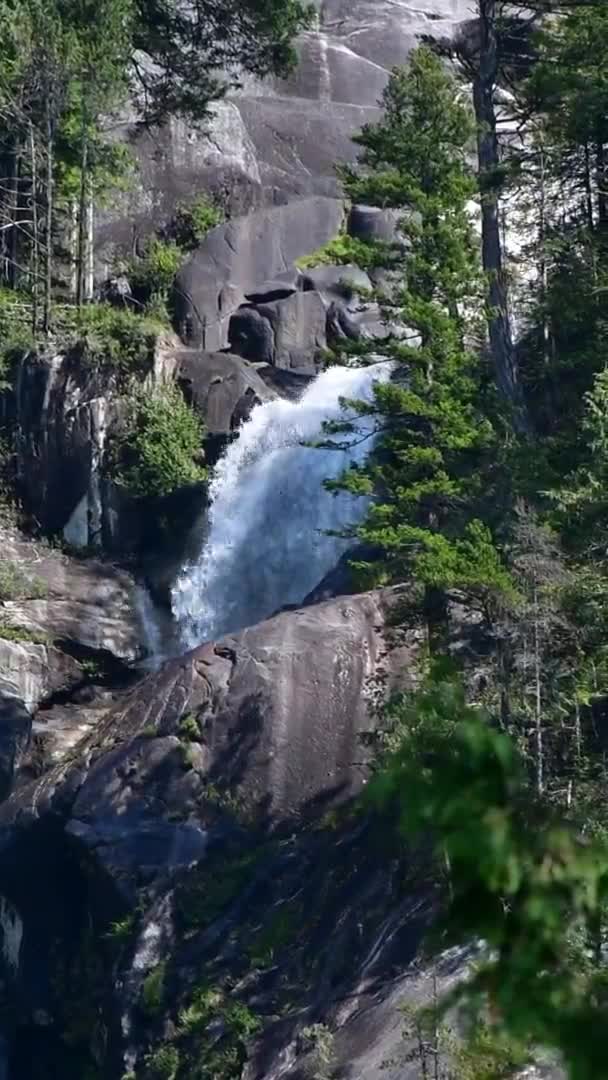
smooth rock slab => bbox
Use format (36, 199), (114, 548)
(0, 589), (418, 873)
(230, 291), (328, 369)
(175, 348), (277, 434)
(174, 197), (345, 349)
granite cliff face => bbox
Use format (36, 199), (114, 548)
(96, 0), (471, 262)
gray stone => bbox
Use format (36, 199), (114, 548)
(0, 694), (31, 801)
(228, 308), (275, 365)
(299, 263), (373, 302)
(0, 525), (142, 665)
(244, 277), (298, 304)
(175, 349), (276, 435)
(174, 197), (345, 350)
(0, 588), (416, 838)
(93, 1), (470, 260)
(256, 366), (314, 400)
(0, 639), (81, 714)
(230, 291), (328, 369)
(348, 204), (402, 243)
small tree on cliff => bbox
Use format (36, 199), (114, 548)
(326, 47), (512, 646)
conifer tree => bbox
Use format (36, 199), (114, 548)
(326, 47), (512, 644)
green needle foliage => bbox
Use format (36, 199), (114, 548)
(371, 665), (608, 1080)
(325, 47), (511, 634)
(110, 383), (206, 499)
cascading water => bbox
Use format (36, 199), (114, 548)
(172, 361), (391, 649)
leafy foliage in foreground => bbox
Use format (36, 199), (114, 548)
(371, 667), (608, 1080)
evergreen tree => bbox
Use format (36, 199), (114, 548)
(326, 47), (512, 644)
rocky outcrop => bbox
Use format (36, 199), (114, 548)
(0, 695), (31, 803)
(0, 527), (142, 666)
(95, 1), (471, 261)
(2, 588), (415, 835)
(174, 197), (344, 349)
(0, 524), (144, 798)
(229, 290), (328, 370)
(0, 589), (424, 1078)
(175, 349), (276, 435)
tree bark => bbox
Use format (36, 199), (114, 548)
(76, 128), (88, 308)
(474, 0), (526, 429)
(29, 122), (39, 335)
(596, 135), (608, 251)
(8, 135), (21, 288)
(584, 141), (595, 233)
(533, 584), (543, 797)
(43, 104), (54, 336)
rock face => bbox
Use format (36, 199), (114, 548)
(96, 0), (471, 260)
(0, 589), (425, 1079)
(0, 527), (142, 666)
(229, 290), (328, 370)
(175, 349), (276, 435)
(0, 524), (143, 799)
(174, 197), (344, 350)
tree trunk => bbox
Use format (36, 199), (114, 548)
(76, 128), (88, 308)
(424, 584), (449, 656)
(43, 105), (54, 336)
(538, 137), (551, 368)
(584, 141), (595, 233)
(533, 584), (543, 797)
(596, 135), (608, 254)
(8, 135), (21, 288)
(29, 122), (39, 335)
(86, 196), (94, 301)
(474, 0), (526, 429)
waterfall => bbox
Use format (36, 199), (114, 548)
(172, 362), (390, 649)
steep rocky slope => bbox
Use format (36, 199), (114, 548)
(0, 589), (442, 1080)
(98, 0), (472, 258)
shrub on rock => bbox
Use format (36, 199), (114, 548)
(110, 383), (206, 499)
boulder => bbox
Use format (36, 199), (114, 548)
(244, 278), (298, 304)
(299, 263), (373, 301)
(0, 589), (435, 1080)
(256, 366), (314, 400)
(174, 197), (345, 349)
(0, 694), (31, 802)
(0, 638), (81, 713)
(228, 308), (275, 365)
(229, 291), (328, 369)
(175, 349), (277, 435)
(0, 526), (142, 666)
(0, 587), (416, 848)
(348, 204), (402, 243)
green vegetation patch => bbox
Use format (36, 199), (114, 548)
(247, 905), (299, 969)
(175, 848), (263, 934)
(72, 304), (163, 376)
(0, 559), (47, 601)
(296, 231), (388, 271)
(109, 382), (206, 500)
(141, 961), (167, 1017)
(0, 621), (49, 645)
(170, 196), (224, 252)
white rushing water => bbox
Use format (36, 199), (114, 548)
(172, 361), (391, 649)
